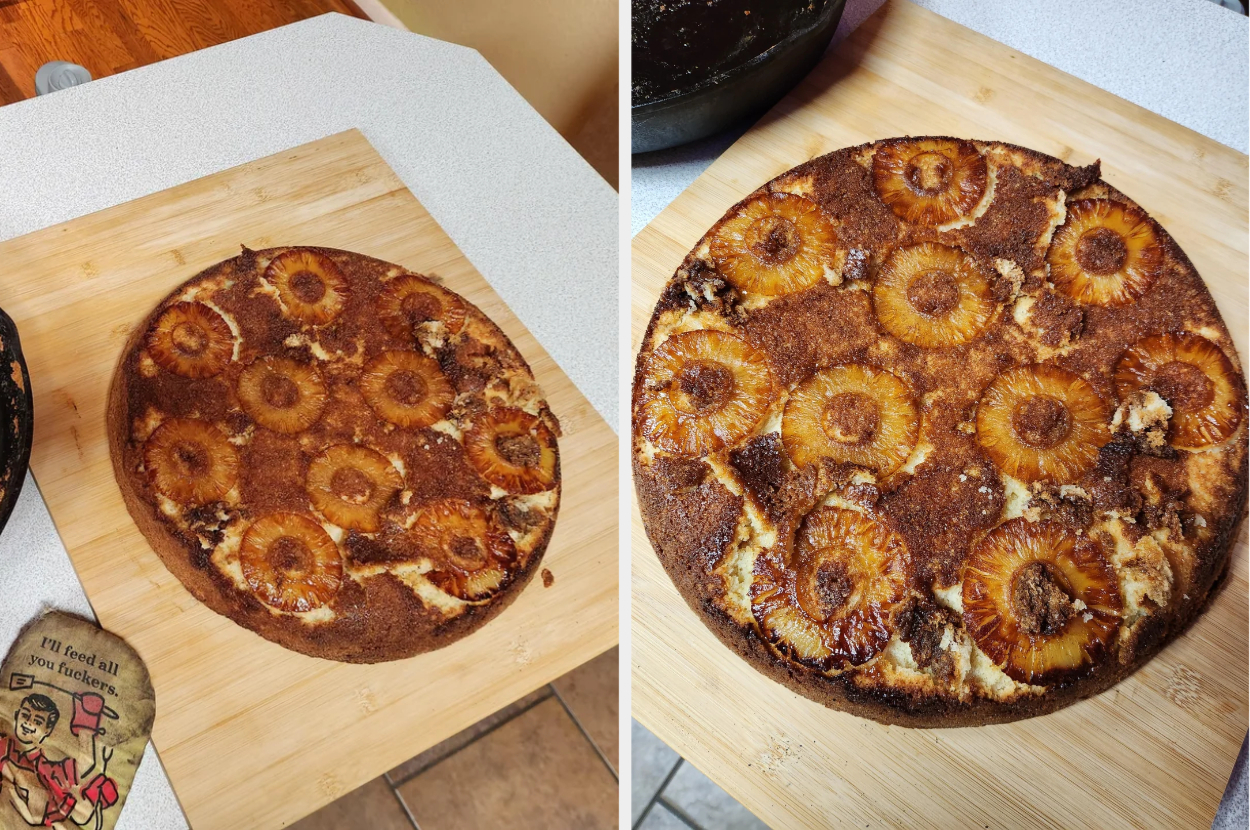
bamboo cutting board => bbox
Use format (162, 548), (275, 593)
(0, 129), (617, 829)
(631, 2), (1248, 828)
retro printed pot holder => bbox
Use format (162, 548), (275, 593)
(0, 613), (154, 830)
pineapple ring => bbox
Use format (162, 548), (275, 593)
(708, 191), (839, 296)
(782, 364), (920, 475)
(1046, 199), (1163, 307)
(976, 364), (1110, 483)
(237, 356), (327, 434)
(463, 407), (559, 494)
(378, 275), (467, 341)
(306, 444), (403, 532)
(963, 518), (1121, 685)
(1115, 332), (1243, 449)
(873, 243), (997, 347)
(147, 302), (234, 378)
(264, 249), (350, 325)
(143, 418), (239, 505)
(752, 507), (910, 670)
(635, 329), (778, 457)
(872, 138), (988, 225)
(410, 499), (517, 601)
(239, 512), (342, 613)
(359, 350), (455, 429)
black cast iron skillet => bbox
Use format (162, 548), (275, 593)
(632, 0), (847, 154)
(0, 307), (33, 539)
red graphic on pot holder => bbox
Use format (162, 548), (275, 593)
(0, 674), (119, 830)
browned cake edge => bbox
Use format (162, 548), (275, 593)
(636, 451), (1244, 727)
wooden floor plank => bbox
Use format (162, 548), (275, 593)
(170, 0), (250, 51)
(0, 0), (367, 105)
(0, 50), (24, 100)
(113, 0), (216, 59)
(69, 0), (160, 67)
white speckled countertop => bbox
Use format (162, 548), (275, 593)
(632, 1), (1248, 827)
(0, 13), (616, 828)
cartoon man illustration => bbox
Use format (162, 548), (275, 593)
(0, 691), (117, 829)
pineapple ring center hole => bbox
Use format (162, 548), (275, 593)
(329, 467), (374, 504)
(744, 216), (801, 265)
(905, 269), (960, 317)
(496, 433), (541, 467)
(170, 322), (209, 357)
(1011, 561), (1074, 636)
(800, 559), (854, 621)
(171, 441), (210, 477)
(1011, 395), (1071, 449)
(676, 360), (735, 413)
(820, 392), (880, 445)
(260, 373), (300, 409)
(448, 536), (488, 570)
(904, 151), (953, 195)
(385, 370), (429, 406)
(268, 536), (315, 577)
(290, 271), (327, 304)
(401, 292), (442, 324)
(1152, 361), (1215, 411)
(1075, 227), (1127, 275)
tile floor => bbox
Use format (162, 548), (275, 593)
(631, 720), (769, 830)
(290, 647), (618, 829)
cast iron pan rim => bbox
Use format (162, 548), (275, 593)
(631, 0), (844, 114)
(0, 308), (33, 541)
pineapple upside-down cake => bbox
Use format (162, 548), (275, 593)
(110, 247), (560, 662)
(632, 138), (1247, 725)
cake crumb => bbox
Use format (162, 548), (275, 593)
(896, 596), (960, 669)
(842, 247), (871, 282)
(1027, 481), (1092, 528)
(1111, 390), (1173, 457)
(541, 568), (554, 588)
(992, 258), (1026, 301)
(1112, 534), (1173, 612)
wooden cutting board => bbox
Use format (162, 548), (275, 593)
(0, 129), (618, 829)
(631, 2), (1248, 828)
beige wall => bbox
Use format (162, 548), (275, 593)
(382, 0), (618, 188)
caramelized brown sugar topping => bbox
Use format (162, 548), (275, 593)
(120, 246), (559, 624)
(634, 137), (1247, 709)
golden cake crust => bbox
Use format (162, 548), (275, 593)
(633, 138), (1247, 726)
(110, 247), (560, 663)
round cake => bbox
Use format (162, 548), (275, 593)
(110, 246), (560, 662)
(632, 137), (1248, 725)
